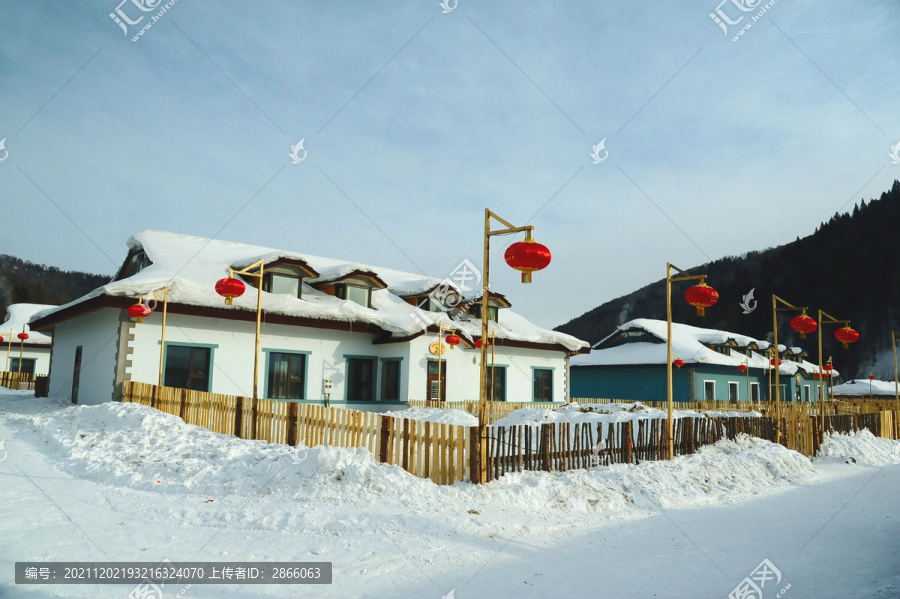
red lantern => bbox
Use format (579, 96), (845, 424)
(738, 364), (747, 373)
(684, 281), (718, 317)
(475, 338), (491, 349)
(504, 239), (551, 283)
(445, 334), (461, 349)
(0, 336), (4, 343)
(834, 326), (859, 349)
(789, 314), (817, 339)
(823, 363), (833, 372)
(127, 303), (152, 323)
(17, 332), (29, 341)
(770, 358), (782, 366)
(215, 275), (246, 306)
(868, 373), (875, 380)
(673, 358), (684, 369)
(814, 373), (820, 379)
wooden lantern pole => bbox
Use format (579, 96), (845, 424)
(479, 209), (536, 484)
(17, 326), (27, 374)
(665, 263), (711, 460)
(227, 260), (265, 400)
(816, 309), (851, 439)
(892, 330), (899, 412)
(771, 295), (809, 445)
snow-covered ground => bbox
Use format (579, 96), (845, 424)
(2, 389), (899, 598)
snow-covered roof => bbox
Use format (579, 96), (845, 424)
(571, 318), (831, 376)
(832, 379), (898, 397)
(2, 303), (55, 345)
(30, 230), (588, 353)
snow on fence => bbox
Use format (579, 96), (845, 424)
(119, 381), (899, 486)
(0, 371), (41, 391)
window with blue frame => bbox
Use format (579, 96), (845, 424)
(533, 368), (553, 402)
(347, 357), (376, 401)
(9, 358), (35, 375)
(164, 346), (210, 391)
(486, 366), (506, 402)
(381, 360), (401, 400)
(267, 352), (306, 400)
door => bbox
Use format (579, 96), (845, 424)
(427, 360), (446, 401)
(71, 346), (82, 404)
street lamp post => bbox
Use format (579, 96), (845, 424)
(816, 310), (855, 439)
(666, 263), (717, 459)
(215, 260), (265, 400)
(128, 289), (170, 387)
(16, 328), (29, 374)
(771, 295), (814, 445)
(478, 209), (551, 483)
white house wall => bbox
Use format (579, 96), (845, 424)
(406, 336), (568, 403)
(47, 308), (122, 405)
(5, 346), (51, 374)
(125, 311), (570, 406)
(127, 311), (410, 405)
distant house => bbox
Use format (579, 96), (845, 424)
(30, 230), (588, 407)
(1, 303), (54, 375)
(570, 319), (831, 403)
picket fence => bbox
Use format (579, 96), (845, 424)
(119, 381), (899, 486)
(0, 372), (39, 391)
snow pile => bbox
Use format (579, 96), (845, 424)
(817, 429), (900, 466)
(18, 401), (819, 524)
(832, 379), (898, 397)
(382, 406), (477, 426)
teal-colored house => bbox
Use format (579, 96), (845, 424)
(570, 319), (831, 403)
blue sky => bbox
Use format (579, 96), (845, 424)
(1, 0), (898, 328)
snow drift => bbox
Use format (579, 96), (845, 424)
(21, 401), (819, 524)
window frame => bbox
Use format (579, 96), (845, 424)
(339, 284), (372, 308)
(9, 357), (36, 375)
(703, 380), (716, 401)
(263, 272), (302, 299)
(486, 364), (507, 402)
(728, 381), (739, 402)
(344, 355), (378, 402)
(470, 304), (499, 322)
(162, 342), (217, 392)
(263, 349), (310, 400)
(381, 358), (402, 401)
(532, 367), (554, 402)
(750, 382), (760, 402)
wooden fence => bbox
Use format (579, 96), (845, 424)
(407, 398), (562, 423)
(120, 381), (899, 486)
(0, 372), (37, 390)
(121, 381), (472, 485)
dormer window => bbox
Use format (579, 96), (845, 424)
(263, 272), (301, 298)
(469, 304), (499, 322)
(338, 283), (371, 308)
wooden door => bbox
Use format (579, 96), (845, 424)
(71, 346), (82, 404)
(426, 360), (446, 401)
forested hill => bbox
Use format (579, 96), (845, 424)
(555, 179), (900, 379)
(0, 254), (111, 319)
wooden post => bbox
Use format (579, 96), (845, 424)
(622, 421), (633, 464)
(234, 397), (244, 437)
(469, 425), (479, 483)
(286, 401), (299, 447)
(379, 415), (392, 463)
